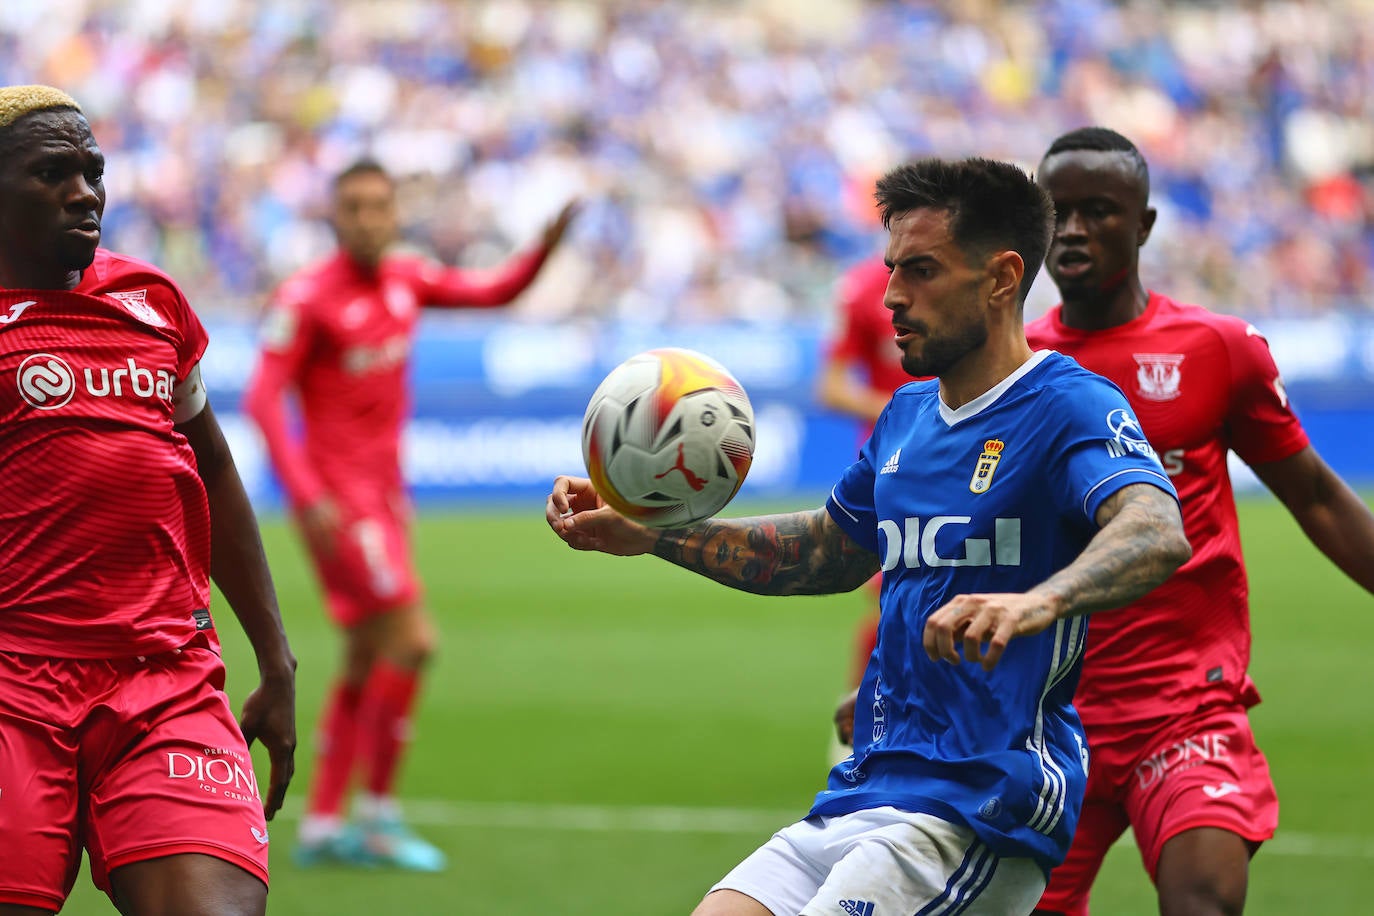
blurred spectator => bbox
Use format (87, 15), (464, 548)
(5, 0), (1374, 321)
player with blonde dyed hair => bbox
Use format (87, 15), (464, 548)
(0, 84), (79, 127)
(0, 85), (296, 916)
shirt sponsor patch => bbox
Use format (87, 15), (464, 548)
(1104, 407), (1158, 460)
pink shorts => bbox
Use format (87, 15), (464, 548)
(306, 496), (421, 627)
(0, 631), (270, 910)
(1038, 703), (1277, 915)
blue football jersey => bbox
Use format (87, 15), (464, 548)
(815, 351), (1178, 872)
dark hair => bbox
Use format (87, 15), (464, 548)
(332, 157), (392, 191)
(874, 157), (1054, 304)
(1042, 127), (1150, 200)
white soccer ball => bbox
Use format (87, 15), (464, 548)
(581, 347), (755, 528)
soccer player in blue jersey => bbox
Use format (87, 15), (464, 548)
(546, 157), (1191, 916)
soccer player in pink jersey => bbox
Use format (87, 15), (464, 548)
(0, 85), (296, 916)
(242, 159), (577, 871)
(1025, 127), (1374, 915)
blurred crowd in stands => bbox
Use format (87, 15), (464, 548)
(2, 0), (1371, 322)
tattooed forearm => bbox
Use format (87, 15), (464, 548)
(1030, 483), (1191, 618)
(651, 508), (879, 596)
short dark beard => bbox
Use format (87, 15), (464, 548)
(902, 316), (989, 378)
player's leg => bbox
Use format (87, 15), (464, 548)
(350, 598), (442, 870)
(84, 638), (272, 913)
(336, 502), (442, 870)
(701, 816), (833, 916)
(108, 854), (265, 916)
(1031, 796), (1129, 915)
(800, 808), (1044, 916)
(1125, 706), (1276, 916)
(1153, 828), (1253, 916)
(692, 890), (776, 916)
(355, 599), (437, 795)
(294, 554), (377, 864)
(0, 654), (85, 915)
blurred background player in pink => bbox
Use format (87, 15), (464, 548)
(243, 159), (578, 871)
(0, 85), (296, 916)
(814, 255), (908, 730)
(1023, 127), (1374, 915)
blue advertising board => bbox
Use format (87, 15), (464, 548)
(205, 313), (1374, 513)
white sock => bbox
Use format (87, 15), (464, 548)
(355, 792), (400, 823)
(298, 814), (344, 845)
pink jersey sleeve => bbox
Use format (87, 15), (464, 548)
(406, 246), (551, 309)
(1222, 320), (1310, 465)
(241, 286), (326, 509)
(164, 283), (209, 377)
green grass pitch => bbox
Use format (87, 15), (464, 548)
(60, 494), (1373, 914)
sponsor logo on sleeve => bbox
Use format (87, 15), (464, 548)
(1104, 408), (1158, 460)
(260, 306), (298, 350)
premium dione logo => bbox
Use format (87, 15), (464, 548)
(17, 353), (76, 409)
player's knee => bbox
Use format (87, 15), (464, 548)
(111, 856), (266, 916)
(388, 616), (438, 670)
(1158, 866), (1247, 916)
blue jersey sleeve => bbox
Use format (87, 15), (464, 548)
(1051, 374), (1179, 525)
(825, 404), (887, 552)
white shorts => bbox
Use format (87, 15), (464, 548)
(709, 807), (1045, 916)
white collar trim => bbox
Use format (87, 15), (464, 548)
(937, 350), (1052, 426)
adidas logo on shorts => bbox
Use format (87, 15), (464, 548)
(839, 900), (875, 916)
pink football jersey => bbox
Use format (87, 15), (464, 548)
(824, 256), (913, 422)
(0, 250), (211, 657)
(1026, 292), (1309, 724)
(244, 247), (548, 513)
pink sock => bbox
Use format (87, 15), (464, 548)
(358, 660), (421, 798)
(306, 681), (363, 818)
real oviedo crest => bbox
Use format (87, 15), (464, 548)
(969, 438), (1005, 494)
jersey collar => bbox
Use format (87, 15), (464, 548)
(937, 350), (1051, 427)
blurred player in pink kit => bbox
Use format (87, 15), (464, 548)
(1026, 128), (1374, 915)
(0, 86), (296, 915)
(815, 255), (910, 692)
(243, 158), (577, 871)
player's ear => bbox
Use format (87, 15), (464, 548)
(1138, 206), (1157, 248)
(985, 250), (1024, 312)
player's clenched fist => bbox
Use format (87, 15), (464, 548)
(923, 592), (1059, 672)
(546, 475), (657, 557)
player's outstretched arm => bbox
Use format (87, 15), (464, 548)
(546, 475), (879, 595)
(179, 400), (298, 820)
(924, 483), (1190, 671)
(815, 356), (890, 424)
(1253, 445), (1374, 595)
(539, 197), (582, 253)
